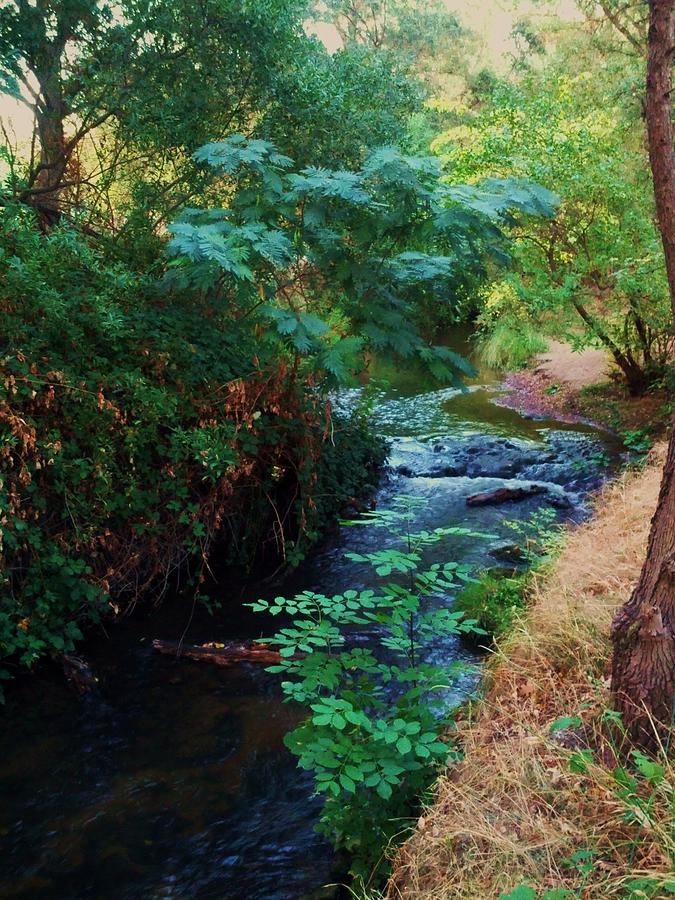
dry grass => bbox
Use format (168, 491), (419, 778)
(385, 446), (674, 900)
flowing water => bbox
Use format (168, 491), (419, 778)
(0, 336), (621, 900)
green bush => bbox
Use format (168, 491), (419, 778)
(249, 497), (488, 884)
(476, 317), (549, 370)
(0, 207), (384, 685)
(456, 571), (530, 639)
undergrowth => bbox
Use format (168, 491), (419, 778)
(456, 572), (530, 639)
(250, 497), (489, 888)
(476, 317), (549, 370)
(456, 508), (561, 639)
(0, 207), (384, 688)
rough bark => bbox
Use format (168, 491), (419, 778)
(611, 434), (675, 747)
(611, 0), (675, 750)
(26, 32), (70, 224)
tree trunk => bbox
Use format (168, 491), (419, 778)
(151, 638), (286, 666)
(612, 434), (675, 747)
(611, 0), (675, 750)
(25, 38), (69, 225)
(33, 82), (67, 217)
(571, 297), (649, 395)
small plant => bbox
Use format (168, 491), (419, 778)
(248, 497), (489, 886)
(571, 449), (611, 473)
(455, 571), (530, 639)
(503, 507), (561, 565)
(500, 886), (575, 899)
(621, 428), (653, 463)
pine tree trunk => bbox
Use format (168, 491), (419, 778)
(610, 0), (675, 749)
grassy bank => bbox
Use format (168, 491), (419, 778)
(385, 446), (674, 899)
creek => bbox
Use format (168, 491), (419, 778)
(0, 335), (621, 900)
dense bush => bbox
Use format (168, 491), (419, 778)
(0, 207), (384, 681)
(456, 571), (530, 639)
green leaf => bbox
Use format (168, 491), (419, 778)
(499, 887), (537, 900)
(631, 750), (665, 784)
(339, 773), (356, 793)
(569, 749), (594, 774)
(549, 716), (582, 733)
(376, 780), (393, 800)
(396, 736), (412, 755)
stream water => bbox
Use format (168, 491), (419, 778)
(0, 336), (621, 900)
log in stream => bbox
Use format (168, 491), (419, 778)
(151, 638), (284, 666)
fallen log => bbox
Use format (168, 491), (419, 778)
(151, 638), (283, 667)
(466, 484), (546, 507)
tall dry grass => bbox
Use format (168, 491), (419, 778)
(385, 446), (673, 899)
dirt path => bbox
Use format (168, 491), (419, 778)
(497, 340), (613, 426)
(533, 340), (611, 389)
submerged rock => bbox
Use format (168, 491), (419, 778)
(388, 428), (613, 506)
(490, 544), (527, 564)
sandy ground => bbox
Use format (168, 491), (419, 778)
(498, 339), (670, 435)
(497, 339), (613, 426)
(533, 339), (611, 390)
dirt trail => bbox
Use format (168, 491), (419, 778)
(497, 340), (613, 426)
(533, 339), (611, 389)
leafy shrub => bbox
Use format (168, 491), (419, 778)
(0, 134), (556, 689)
(621, 427), (653, 463)
(456, 571), (530, 639)
(0, 206), (383, 685)
(249, 498), (488, 884)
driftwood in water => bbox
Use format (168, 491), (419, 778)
(62, 654), (98, 694)
(466, 484), (546, 507)
(152, 639), (283, 667)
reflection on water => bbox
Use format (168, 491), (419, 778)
(0, 632), (331, 900)
(0, 333), (619, 899)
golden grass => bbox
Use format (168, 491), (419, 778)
(385, 446), (674, 900)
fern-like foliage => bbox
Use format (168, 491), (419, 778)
(168, 134), (557, 385)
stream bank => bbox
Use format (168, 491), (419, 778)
(498, 338), (672, 438)
(387, 446), (670, 900)
(0, 335), (622, 900)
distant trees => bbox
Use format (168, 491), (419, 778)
(430, 20), (673, 390)
(0, 0), (417, 234)
(311, 0), (478, 93)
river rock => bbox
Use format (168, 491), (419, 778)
(490, 544), (527, 564)
(389, 429), (612, 505)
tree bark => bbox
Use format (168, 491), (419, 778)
(612, 436), (675, 747)
(611, 0), (675, 750)
(31, 75), (67, 222)
(571, 297), (649, 395)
